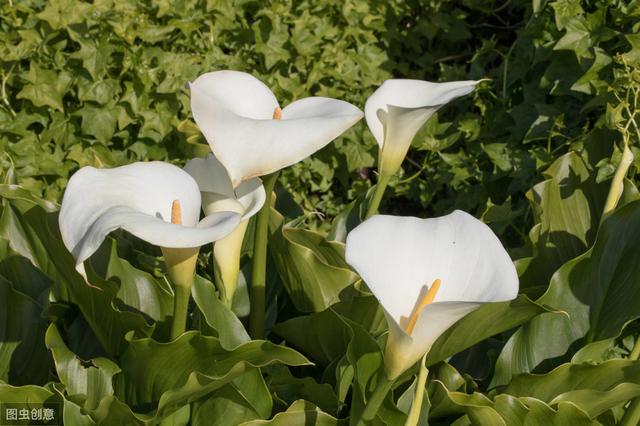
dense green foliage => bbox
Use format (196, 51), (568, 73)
(2, 0), (637, 238)
(1, 0), (640, 425)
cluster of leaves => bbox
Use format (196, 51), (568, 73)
(1, 163), (640, 424)
(2, 0), (640, 425)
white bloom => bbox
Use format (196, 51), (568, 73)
(189, 70), (364, 187)
(345, 211), (518, 379)
(59, 161), (241, 277)
(365, 79), (480, 177)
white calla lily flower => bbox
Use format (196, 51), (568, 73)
(59, 161), (241, 279)
(184, 154), (266, 301)
(345, 211), (518, 379)
(365, 79), (480, 177)
(189, 70), (364, 187)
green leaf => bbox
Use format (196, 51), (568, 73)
(0, 383), (59, 406)
(17, 66), (72, 112)
(0, 275), (50, 385)
(519, 150), (608, 288)
(267, 366), (340, 415)
(501, 359), (640, 403)
(430, 381), (599, 425)
(114, 331), (310, 419)
(493, 200), (640, 386)
(36, 0), (92, 29)
(273, 294), (384, 367)
(89, 238), (173, 324)
(68, 32), (113, 80)
(77, 78), (120, 105)
(426, 295), (561, 367)
(240, 400), (345, 425)
(497, 360), (640, 419)
(269, 209), (358, 312)
(191, 274), (250, 350)
(192, 369), (272, 426)
(327, 185), (378, 243)
(78, 105), (118, 143)
(45, 323), (121, 412)
(0, 201), (154, 356)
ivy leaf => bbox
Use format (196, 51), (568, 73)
(36, 0), (92, 29)
(78, 105), (118, 143)
(17, 66), (72, 112)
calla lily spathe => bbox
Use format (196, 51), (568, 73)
(365, 79), (480, 177)
(59, 161), (241, 278)
(184, 154), (265, 220)
(189, 70), (364, 187)
(345, 211), (518, 379)
(184, 154), (266, 301)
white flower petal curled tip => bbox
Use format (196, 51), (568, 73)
(189, 70), (364, 186)
(345, 211), (518, 379)
(59, 162), (241, 275)
(365, 79), (480, 176)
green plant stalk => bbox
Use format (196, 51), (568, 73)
(620, 337), (640, 426)
(405, 356), (428, 426)
(630, 337), (640, 361)
(354, 375), (393, 426)
(365, 173), (391, 219)
(249, 172), (278, 339)
(171, 284), (191, 340)
(162, 245), (198, 341)
(601, 142), (634, 222)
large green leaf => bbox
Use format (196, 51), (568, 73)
(269, 208), (358, 312)
(492, 360), (640, 421)
(240, 400), (346, 425)
(89, 238), (174, 324)
(0, 251), (51, 303)
(500, 360), (640, 404)
(493, 200), (640, 386)
(0, 382), (71, 426)
(425, 295), (560, 367)
(272, 294), (384, 367)
(429, 381), (600, 425)
(191, 274), (250, 350)
(519, 150), (608, 288)
(0, 274), (50, 385)
(266, 366), (340, 415)
(0, 200), (154, 355)
(0, 184), (58, 213)
(114, 331), (310, 419)
(0, 382), (56, 400)
(327, 186), (374, 243)
(191, 369), (272, 426)
(45, 323), (121, 412)
(274, 296), (398, 424)
(273, 307), (349, 367)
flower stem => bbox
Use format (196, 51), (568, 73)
(405, 356), (428, 426)
(354, 375), (393, 426)
(620, 337), (640, 426)
(601, 141), (634, 222)
(249, 172), (278, 339)
(162, 246), (198, 341)
(171, 283), (191, 340)
(630, 337), (640, 361)
(365, 173), (391, 219)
